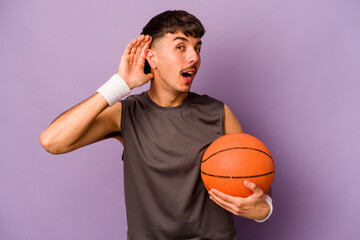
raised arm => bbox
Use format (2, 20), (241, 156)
(40, 94), (120, 154)
(40, 35), (153, 154)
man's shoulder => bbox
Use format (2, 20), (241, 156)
(120, 92), (148, 108)
(189, 92), (224, 105)
(123, 92), (146, 102)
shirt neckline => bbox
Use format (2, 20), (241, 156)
(143, 91), (192, 111)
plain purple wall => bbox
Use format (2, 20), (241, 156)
(1, 0), (359, 239)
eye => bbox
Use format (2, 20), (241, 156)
(195, 48), (201, 53)
(176, 45), (185, 50)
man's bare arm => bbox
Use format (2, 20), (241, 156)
(40, 35), (153, 154)
(224, 104), (243, 134)
(208, 104), (272, 221)
(40, 94), (121, 154)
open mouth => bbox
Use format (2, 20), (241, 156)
(181, 72), (194, 78)
(181, 69), (197, 82)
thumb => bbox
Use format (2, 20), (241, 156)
(146, 73), (154, 81)
(244, 180), (263, 197)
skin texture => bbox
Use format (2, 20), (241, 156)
(146, 32), (202, 106)
(40, 33), (270, 221)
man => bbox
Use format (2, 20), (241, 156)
(40, 10), (272, 239)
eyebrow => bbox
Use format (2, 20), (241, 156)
(173, 36), (202, 45)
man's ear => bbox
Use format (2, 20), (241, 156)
(145, 49), (157, 69)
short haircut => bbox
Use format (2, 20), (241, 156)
(141, 10), (205, 74)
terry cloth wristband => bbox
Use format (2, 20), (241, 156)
(255, 195), (273, 223)
(97, 74), (131, 106)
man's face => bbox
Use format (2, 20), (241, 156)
(152, 32), (202, 94)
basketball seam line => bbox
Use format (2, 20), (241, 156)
(264, 186), (271, 194)
(201, 147), (273, 163)
(200, 170), (275, 179)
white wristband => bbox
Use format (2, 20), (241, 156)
(255, 195), (273, 223)
(96, 74), (131, 106)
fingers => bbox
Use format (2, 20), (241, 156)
(145, 73), (154, 81)
(209, 182), (269, 220)
(209, 189), (243, 215)
(124, 35), (151, 61)
(117, 35), (153, 89)
(135, 35), (148, 53)
(244, 180), (264, 197)
(210, 196), (237, 215)
(130, 35), (145, 59)
(141, 36), (152, 59)
(124, 38), (138, 56)
(209, 189), (241, 204)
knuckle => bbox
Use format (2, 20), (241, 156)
(235, 201), (242, 209)
(234, 208), (242, 216)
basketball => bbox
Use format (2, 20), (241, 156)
(201, 133), (275, 197)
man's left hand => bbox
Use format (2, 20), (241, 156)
(208, 180), (270, 221)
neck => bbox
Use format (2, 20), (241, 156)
(147, 82), (188, 108)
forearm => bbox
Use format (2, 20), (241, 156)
(40, 35), (152, 154)
(40, 93), (108, 154)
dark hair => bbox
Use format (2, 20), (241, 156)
(141, 10), (205, 74)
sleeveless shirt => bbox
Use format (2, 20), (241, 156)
(121, 91), (237, 240)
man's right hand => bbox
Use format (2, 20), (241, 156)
(40, 35), (153, 154)
(118, 35), (154, 89)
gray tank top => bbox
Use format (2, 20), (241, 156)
(121, 91), (237, 240)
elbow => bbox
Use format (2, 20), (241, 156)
(40, 131), (63, 154)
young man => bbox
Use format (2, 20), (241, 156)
(40, 10), (272, 239)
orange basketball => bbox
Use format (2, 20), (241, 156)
(201, 133), (275, 197)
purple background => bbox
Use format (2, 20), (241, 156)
(1, 0), (360, 239)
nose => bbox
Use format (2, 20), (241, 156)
(188, 48), (200, 64)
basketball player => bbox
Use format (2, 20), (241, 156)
(40, 10), (272, 239)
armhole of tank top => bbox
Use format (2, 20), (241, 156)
(220, 102), (225, 135)
(120, 100), (126, 142)
(120, 100), (127, 161)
